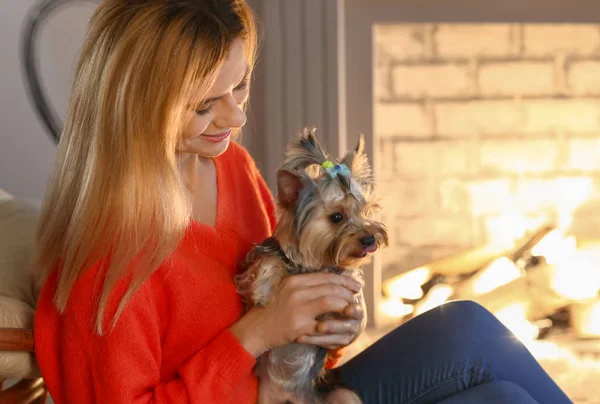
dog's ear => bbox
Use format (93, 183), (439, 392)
(340, 134), (373, 187)
(276, 169), (304, 207)
(354, 133), (365, 155)
(281, 127), (329, 172)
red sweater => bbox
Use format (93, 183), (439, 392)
(34, 143), (278, 403)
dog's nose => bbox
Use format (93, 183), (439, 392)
(360, 235), (376, 248)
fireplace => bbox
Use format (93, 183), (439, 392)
(372, 22), (600, 402)
(375, 23), (600, 279)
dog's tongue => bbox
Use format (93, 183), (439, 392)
(362, 244), (377, 255)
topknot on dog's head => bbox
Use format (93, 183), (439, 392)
(281, 127), (329, 173)
(281, 127), (374, 193)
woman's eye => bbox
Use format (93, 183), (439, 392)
(329, 212), (344, 224)
(196, 105), (213, 116)
(234, 78), (248, 92)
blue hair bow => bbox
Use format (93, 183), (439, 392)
(322, 161), (351, 179)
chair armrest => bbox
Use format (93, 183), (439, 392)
(0, 329), (34, 352)
(0, 378), (47, 404)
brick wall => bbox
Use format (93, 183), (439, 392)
(375, 24), (600, 279)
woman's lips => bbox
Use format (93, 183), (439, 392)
(201, 129), (231, 143)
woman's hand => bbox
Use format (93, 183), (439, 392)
(296, 290), (366, 350)
(229, 273), (361, 358)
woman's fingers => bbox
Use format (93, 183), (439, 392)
(295, 284), (357, 305)
(307, 296), (349, 316)
(316, 319), (360, 335)
(291, 298), (359, 339)
(285, 272), (361, 292)
(343, 303), (364, 321)
(296, 332), (354, 349)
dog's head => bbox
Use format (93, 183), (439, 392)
(274, 128), (388, 269)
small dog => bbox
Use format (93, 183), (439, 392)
(236, 128), (388, 403)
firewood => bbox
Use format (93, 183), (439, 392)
(454, 260), (572, 321)
(382, 225), (556, 299)
(382, 245), (506, 298)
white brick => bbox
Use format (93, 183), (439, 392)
(391, 141), (473, 181)
(514, 179), (555, 214)
(378, 139), (396, 177)
(381, 247), (421, 275)
(383, 246), (465, 276)
(479, 62), (555, 96)
(468, 180), (515, 216)
(394, 217), (473, 247)
(440, 180), (471, 214)
(375, 102), (430, 137)
(523, 24), (600, 57)
(436, 141), (474, 175)
(375, 25), (427, 61)
(393, 143), (436, 175)
(514, 177), (595, 215)
(483, 214), (548, 246)
(437, 100), (600, 136)
(374, 65), (391, 99)
(393, 63), (471, 98)
(523, 100), (600, 134)
(435, 101), (523, 137)
(378, 179), (435, 217)
(381, 247), (411, 274)
(480, 139), (558, 174)
(567, 138), (600, 171)
(436, 24), (513, 59)
(568, 61), (600, 95)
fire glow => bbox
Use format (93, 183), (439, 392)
(381, 213), (600, 355)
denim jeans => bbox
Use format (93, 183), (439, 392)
(338, 301), (572, 404)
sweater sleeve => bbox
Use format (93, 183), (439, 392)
(84, 283), (256, 403)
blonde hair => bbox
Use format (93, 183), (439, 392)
(36, 0), (258, 334)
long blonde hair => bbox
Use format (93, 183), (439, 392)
(36, 0), (258, 334)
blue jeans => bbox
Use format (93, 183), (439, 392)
(338, 301), (572, 404)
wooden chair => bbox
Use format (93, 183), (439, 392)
(0, 328), (48, 404)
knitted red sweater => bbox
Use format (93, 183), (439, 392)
(34, 143), (280, 403)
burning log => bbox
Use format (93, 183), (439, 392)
(570, 300), (600, 338)
(383, 225), (556, 302)
(451, 225), (585, 322)
(382, 220), (600, 350)
(455, 259), (570, 321)
(382, 245), (508, 301)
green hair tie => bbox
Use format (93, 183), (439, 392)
(322, 161), (350, 179)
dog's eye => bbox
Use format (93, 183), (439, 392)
(329, 213), (344, 224)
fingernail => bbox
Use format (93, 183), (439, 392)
(352, 281), (361, 291)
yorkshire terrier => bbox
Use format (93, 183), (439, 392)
(235, 128), (388, 403)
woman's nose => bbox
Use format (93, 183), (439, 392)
(214, 94), (246, 129)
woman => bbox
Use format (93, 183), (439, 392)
(33, 1), (572, 403)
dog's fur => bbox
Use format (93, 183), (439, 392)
(236, 128), (388, 403)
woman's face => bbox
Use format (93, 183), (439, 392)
(178, 38), (249, 157)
